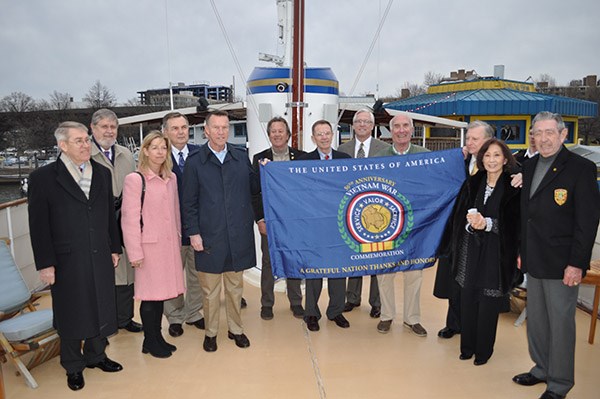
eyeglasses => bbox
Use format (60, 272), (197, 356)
(354, 119), (373, 125)
(314, 131), (333, 138)
(68, 137), (91, 147)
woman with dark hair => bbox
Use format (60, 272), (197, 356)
(121, 131), (184, 358)
(441, 138), (521, 366)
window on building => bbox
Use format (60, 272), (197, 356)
(233, 123), (247, 138)
(485, 120), (526, 144)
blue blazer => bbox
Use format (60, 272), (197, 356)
(173, 144), (199, 246)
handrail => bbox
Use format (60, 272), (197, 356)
(0, 198), (27, 211)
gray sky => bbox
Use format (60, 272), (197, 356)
(1, 0), (599, 104)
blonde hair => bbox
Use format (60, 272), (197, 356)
(138, 131), (173, 178)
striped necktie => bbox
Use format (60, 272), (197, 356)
(178, 152), (185, 172)
(104, 150), (111, 162)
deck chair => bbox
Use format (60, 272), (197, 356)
(0, 239), (59, 389)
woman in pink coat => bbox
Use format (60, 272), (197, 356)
(121, 131), (184, 358)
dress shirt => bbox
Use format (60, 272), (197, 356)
(354, 136), (372, 158)
(208, 143), (228, 164)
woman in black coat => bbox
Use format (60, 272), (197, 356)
(441, 138), (520, 365)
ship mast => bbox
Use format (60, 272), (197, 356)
(290, 0), (305, 149)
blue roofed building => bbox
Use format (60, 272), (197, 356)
(385, 76), (598, 149)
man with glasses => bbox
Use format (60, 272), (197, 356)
(29, 122), (123, 391)
(338, 109), (390, 319)
(298, 120), (351, 331)
(89, 109), (141, 334)
(512, 112), (599, 399)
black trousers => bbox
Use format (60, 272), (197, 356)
(116, 283), (135, 327)
(445, 279), (462, 332)
(460, 287), (503, 361)
(60, 335), (106, 374)
(304, 278), (345, 320)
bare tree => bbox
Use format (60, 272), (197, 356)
(398, 82), (426, 97)
(125, 97), (141, 106)
(83, 80), (116, 108)
(0, 91), (36, 112)
(537, 73), (557, 87)
(423, 71), (444, 87)
(49, 90), (72, 110)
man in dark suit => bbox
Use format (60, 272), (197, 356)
(252, 116), (305, 320)
(161, 112), (205, 338)
(513, 129), (538, 165)
(28, 122), (123, 391)
(512, 112), (599, 399)
(338, 109), (390, 319)
(298, 119), (351, 331)
(434, 120), (494, 339)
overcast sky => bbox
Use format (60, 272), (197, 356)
(1, 0), (599, 104)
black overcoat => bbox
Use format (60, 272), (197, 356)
(436, 171), (521, 296)
(28, 158), (121, 340)
(182, 144), (259, 273)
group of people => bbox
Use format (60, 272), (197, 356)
(28, 107), (599, 399)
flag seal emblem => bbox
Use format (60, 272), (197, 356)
(338, 179), (413, 253)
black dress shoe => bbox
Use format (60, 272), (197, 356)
(119, 320), (143, 333)
(540, 390), (565, 399)
(169, 323), (184, 337)
(185, 318), (205, 330)
(290, 305), (304, 318)
(512, 372), (545, 386)
(227, 331), (250, 348)
(304, 316), (320, 331)
(438, 326), (459, 339)
(474, 358), (488, 366)
(87, 357), (123, 372)
(203, 336), (217, 352)
(343, 302), (360, 312)
(370, 306), (381, 318)
(241, 297), (248, 308)
(330, 314), (350, 328)
(459, 353), (473, 360)
(260, 306), (274, 320)
(67, 372), (84, 391)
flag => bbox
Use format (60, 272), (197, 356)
(261, 148), (465, 279)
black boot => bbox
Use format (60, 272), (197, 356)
(140, 301), (171, 358)
(155, 301), (176, 352)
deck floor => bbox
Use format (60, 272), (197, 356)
(3, 267), (599, 399)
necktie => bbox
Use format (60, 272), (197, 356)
(178, 152), (185, 172)
(471, 163), (478, 176)
(357, 143), (366, 158)
(324, 154), (330, 160)
(104, 150), (111, 162)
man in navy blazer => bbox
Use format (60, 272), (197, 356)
(252, 117), (305, 321)
(161, 112), (205, 338)
(512, 112), (600, 399)
(298, 119), (351, 332)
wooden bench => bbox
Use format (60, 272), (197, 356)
(582, 259), (600, 344)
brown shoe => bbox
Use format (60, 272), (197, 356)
(377, 320), (392, 334)
(403, 322), (427, 337)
